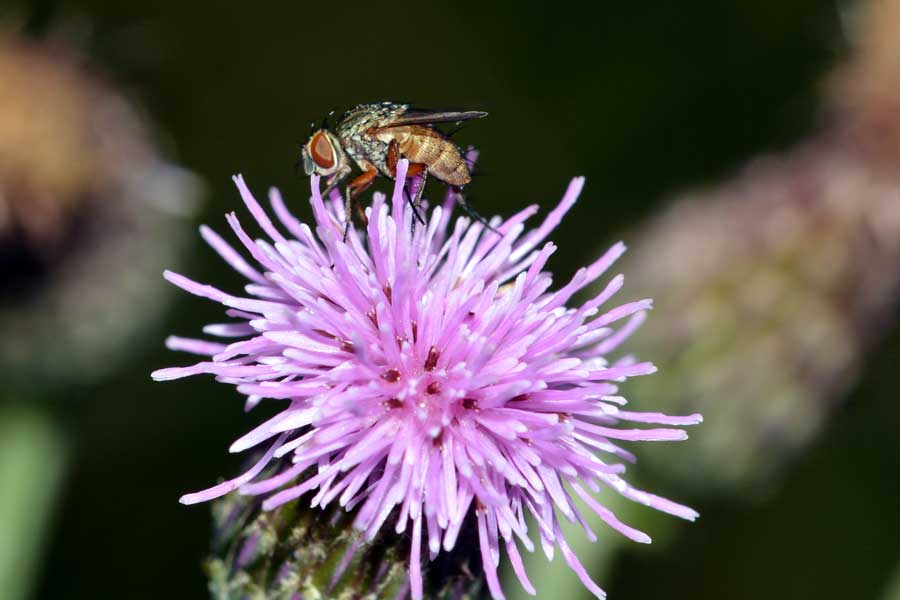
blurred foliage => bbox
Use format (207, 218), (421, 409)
(0, 0), (894, 599)
(0, 406), (66, 600)
(608, 332), (900, 600)
(0, 23), (199, 600)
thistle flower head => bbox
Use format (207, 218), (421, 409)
(154, 160), (700, 599)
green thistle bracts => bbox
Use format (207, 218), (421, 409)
(207, 490), (484, 600)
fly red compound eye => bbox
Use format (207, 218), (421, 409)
(310, 131), (335, 169)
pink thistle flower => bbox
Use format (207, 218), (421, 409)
(153, 160), (701, 599)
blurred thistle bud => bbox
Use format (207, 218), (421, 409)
(620, 142), (900, 496)
(830, 0), (900, 168)
(207, 483), (484, 600)
(616, 0), (900, 498)
(0, 34), (203, 393)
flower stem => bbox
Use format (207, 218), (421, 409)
(0, 403), (67, 600)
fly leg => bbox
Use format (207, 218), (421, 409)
(405, 163), (428, 228)
(387, 140), (427, 227)
(343, 164), (377, 241)
(401, 186), (427, 228)
(322, 166), (350, 200)
(453, 186), (500, 235)
(412, 168), (429, 211)
(342, 186), (352, 240)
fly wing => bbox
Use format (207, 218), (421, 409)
(378, 109), (488, 128)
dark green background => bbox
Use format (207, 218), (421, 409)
(12, 0), (899, 598)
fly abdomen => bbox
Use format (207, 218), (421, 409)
(383, 126), (471, 186)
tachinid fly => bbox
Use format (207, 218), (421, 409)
(300, 102), (487, 234)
